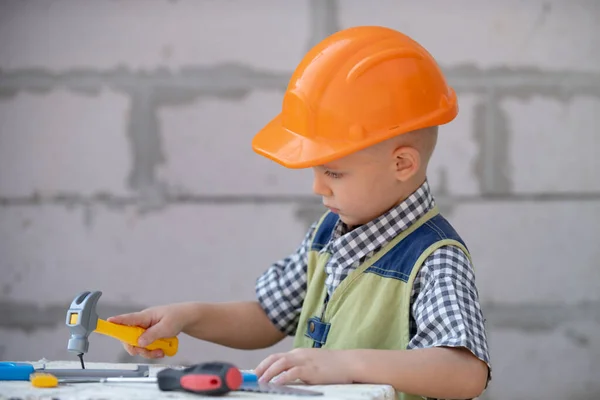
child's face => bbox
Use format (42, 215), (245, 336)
(312, 147), (407, 228)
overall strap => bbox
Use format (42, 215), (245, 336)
(309, 212), (339, 252)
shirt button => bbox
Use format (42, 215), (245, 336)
(309, 321), (315, 333)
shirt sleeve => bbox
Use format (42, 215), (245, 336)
(408, 245), (492, 380)
(255, 223), (316, 336)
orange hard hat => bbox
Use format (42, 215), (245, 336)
(252, 26), (458, 169)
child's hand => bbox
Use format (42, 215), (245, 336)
(254, 348), (355, 385)
(107, 304), (186, 359)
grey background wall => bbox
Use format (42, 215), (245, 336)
(1, 1), (599, 399)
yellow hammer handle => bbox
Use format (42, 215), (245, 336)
(95, 319), (179, 357)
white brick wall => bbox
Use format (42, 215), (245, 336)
(488, 325), (600, 400)
(449, 201), (600, 304)
(0, 203), (308, 305)
(504, 96), (600, 193)
(338, 0), (600, 71)
(157, 90), (313, 196)
(0, 0), (310, 71)
(0, 89), (131, 196)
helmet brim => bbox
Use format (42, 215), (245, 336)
(252, 114), (366, 169)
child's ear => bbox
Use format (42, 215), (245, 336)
(392, 146), (420, 182)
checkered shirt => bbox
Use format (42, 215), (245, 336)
(255, 180), (491, 393)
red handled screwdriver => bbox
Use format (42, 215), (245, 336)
(157, 361), (243, 396)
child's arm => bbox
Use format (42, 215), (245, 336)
(180, 301), (287, 349)
(108, 301), (286, 357)
(350, 347), (488, 399)
(255, 346), (487, 399)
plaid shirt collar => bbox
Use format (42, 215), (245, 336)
(323, 179), (435, 281)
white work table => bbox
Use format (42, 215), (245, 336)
(0, 361), (396, 400)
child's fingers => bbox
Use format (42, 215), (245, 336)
(145, 349), (165, 358)
(108, 312), (151, 329)
(135, 348), (164, 359)
(125, 344), (164, 359)
(123, 343), (137, 356)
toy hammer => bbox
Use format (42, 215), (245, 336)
(66, 291), (178, 368)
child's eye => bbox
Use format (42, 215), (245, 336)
(324, 170), (343, 179)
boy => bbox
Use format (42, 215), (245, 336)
(109, 26), (491, 399)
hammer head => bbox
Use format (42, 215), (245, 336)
(66, 290), (102, 354)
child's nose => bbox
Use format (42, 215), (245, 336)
(312, 175), (333, 197)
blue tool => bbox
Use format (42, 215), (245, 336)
(239, 371), (323, 396)
(241, 370), (258, 382)
(0, 362), (35, 380)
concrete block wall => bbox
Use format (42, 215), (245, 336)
(1, 1), (599, 399)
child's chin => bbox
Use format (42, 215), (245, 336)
(339, 215), (360, 226)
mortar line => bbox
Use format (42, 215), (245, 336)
(127, 87), (157, 193)
(1, 68), (599, 94)
(308, 0), (340, 50)
(2, 299), (599, 332)
(482, 88), (503, 195)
